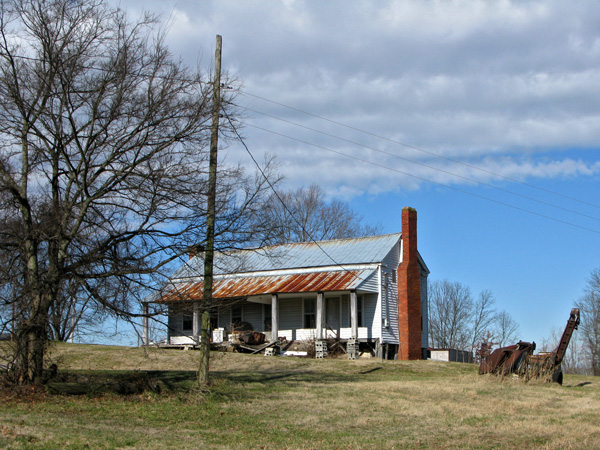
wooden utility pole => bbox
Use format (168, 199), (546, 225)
(198, 35), (222, 387)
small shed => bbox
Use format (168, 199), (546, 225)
(429, 349), (474, 363)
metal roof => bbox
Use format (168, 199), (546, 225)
(172, 233), (402, 280)
(158, 268), (377, 301)
(152, 233), (404, 303)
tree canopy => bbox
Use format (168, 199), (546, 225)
(0, 0), (273, 384)
(575, 268), (600, 375)
(428, 279), (519, 352)
(257, 183), (382, 245)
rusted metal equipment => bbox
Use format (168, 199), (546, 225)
(238, 331), (266, 345)
(479, 341), (536, 377)
(552, 308), (580, 366)
(528, 308), (580, 384)
(479, 308), (580, 384)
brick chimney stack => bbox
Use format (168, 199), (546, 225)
(397, 207), (422, 360)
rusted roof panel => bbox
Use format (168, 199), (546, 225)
(158, 269), (376, 302)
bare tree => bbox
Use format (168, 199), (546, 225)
(257, 183), (381, 245)
(428, 280), (474, 350)
(429, 280), (521, 354)
(493, 310), (520, 348)
(469, 290), (497, 353)
(575, 268), (600, 375)
(0, 0), (274, 384)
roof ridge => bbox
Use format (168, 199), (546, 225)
(242, 231), (403, 253)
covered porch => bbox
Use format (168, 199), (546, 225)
(145, 263), (382, 359)
(145, 288), (376, 359)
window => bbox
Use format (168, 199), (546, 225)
(304, 298), (316, 328)
(231, 306), (242, 329)
(210, 312), (218, 330)
(357, 296), (363, 328)
(182, 313), (193, 331)
(263, 304), (272, 331)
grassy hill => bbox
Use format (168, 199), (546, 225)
(1, 342), (599, 449)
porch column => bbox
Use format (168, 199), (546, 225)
(271, 293), (279, 342)
(316, 292), (324, 340)
(192, 301), (200, 344)
(350, 290), (358, 339)
(142, 302), (149, 346)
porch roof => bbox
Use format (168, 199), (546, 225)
(156, 268), (376, 302)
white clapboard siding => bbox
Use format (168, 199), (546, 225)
(278, 329), (294, 341)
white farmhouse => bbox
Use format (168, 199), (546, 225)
(144, 207), (429, 360)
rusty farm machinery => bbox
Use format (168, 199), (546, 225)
(479, 308), (580, 384)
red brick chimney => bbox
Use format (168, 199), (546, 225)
(397, 207), (422, 360)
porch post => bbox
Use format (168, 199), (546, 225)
(142, 302), (149, 346)
(192, 301), (200, 344)
(350, 290), (358, 339)
(316, 292), (324, 340)
(271, 293), (279, 342)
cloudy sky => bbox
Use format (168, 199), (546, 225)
(115, 0), (600, 346)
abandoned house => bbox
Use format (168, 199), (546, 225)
(144, 207), (429, 360)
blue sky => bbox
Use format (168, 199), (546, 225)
(350, 168), (599, 345)
(105, 0), (600, 347)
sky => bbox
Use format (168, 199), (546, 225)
(107, 0), (600, 347)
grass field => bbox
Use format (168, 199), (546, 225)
(1, 342), (599, 449)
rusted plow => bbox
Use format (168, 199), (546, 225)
(479, 308), (580, 384)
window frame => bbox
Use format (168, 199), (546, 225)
(231, 305), (243, 328)
(182, 312), (193, 331)
(304, 298), (316, 329)
(263, 303), (272, 331)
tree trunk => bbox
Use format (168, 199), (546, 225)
(15, 316), (48, 385)
(198, 310), (211, 386)
(27, 325), (46, 384)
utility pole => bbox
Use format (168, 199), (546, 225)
(11, 298), (16, 342)
(198, 35), (222, 387)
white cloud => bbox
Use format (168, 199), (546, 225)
(113, 0), (600, 199)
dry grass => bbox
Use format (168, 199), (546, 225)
(0, 342), (599, 449)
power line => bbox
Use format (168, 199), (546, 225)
(236, 103), (600, 223)
(221, 109), (370, 281)
(245, 122), (600, 236)
(12, 48), (598, 216)
(9, 49), (599, 232)
(239, 90), (600, 210)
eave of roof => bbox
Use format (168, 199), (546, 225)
(157, 268), (376, 302)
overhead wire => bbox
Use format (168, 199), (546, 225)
(221, 108), (369, 278)
(235, 103), (600, 223)
(243, 121), (600, 236)
(12, 48), (597, 215)
(8, 51), (599, 234)
(239, 90), (600, 210)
